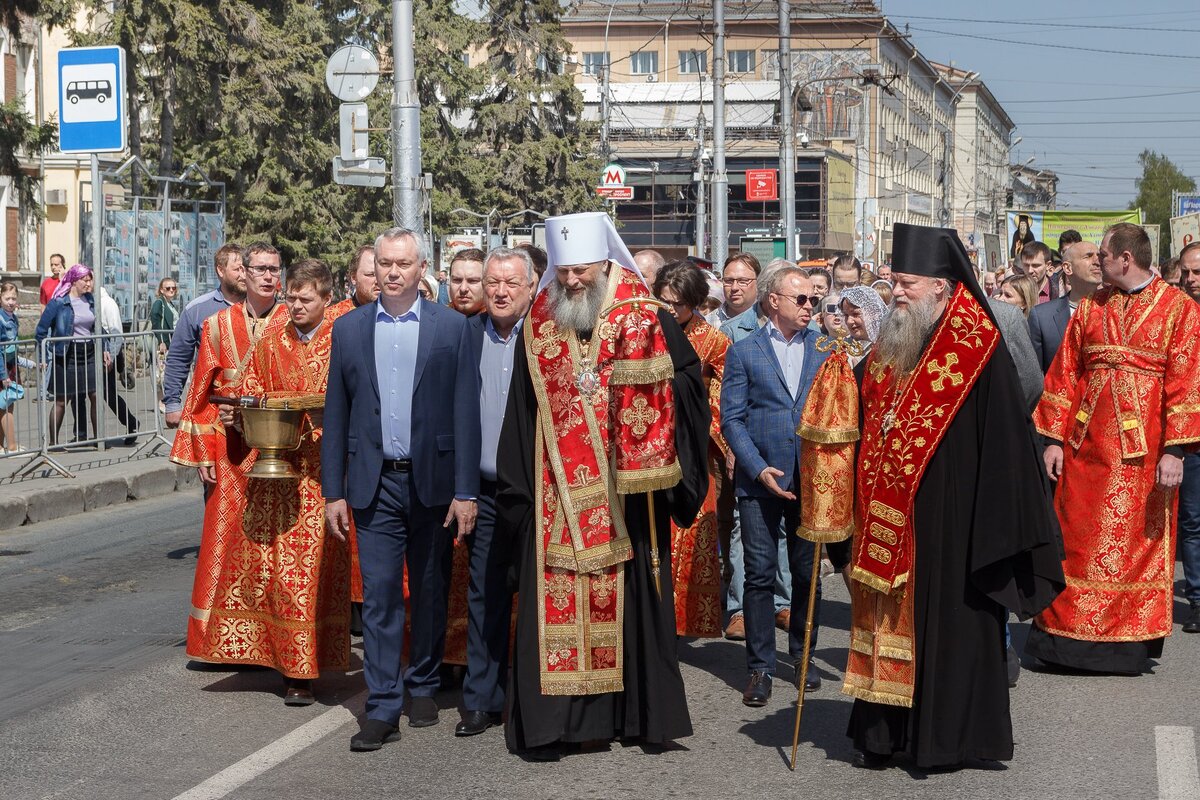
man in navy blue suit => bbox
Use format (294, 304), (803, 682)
(322, 227), (481, 752)
(1028, 239), (1101, 374)
(721, 266), (830, 707)
(455, 246), (536, 738)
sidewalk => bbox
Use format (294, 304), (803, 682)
(0, 432), (199, 531)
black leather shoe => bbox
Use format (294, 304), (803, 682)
(350, 719), (400, 751)
(522, 744), (562, 762)
(349, 602), (363, 637)
(852, 750), (890, 770)
(795, 660), (821, 692)
(408, 695), (439, 727)
(455, 710), (502, 737)
(1183, 604), (1200, 634)
(742, 670), (772, 707)
(283, 679), (315, 706)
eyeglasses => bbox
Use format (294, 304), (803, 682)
(163, 286), (178, 292)
(721, 277), (756, 287)
(246, 264), (282, 276)
(774, 292), (816, 307)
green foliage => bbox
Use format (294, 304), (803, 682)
(1131, 149), (1197, 256)
(0, 99), (58, 225)
(55, 0), (597, 265)
(472, 0), (602, 219)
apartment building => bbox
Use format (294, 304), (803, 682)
(561, 0), (1012, 263)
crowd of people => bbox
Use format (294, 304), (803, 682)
(160, 214), (1200, 771)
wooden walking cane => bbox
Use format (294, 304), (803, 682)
(789, 539), (822, 771)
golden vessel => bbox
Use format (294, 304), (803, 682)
(241, 405), (305, 479)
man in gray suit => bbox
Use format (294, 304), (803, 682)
(1028, 240), (1102, 374)
(987, 299), (1043, 411)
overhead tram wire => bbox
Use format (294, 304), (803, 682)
(885, 14), (1200, 34)
(903, 26), (1200, 60)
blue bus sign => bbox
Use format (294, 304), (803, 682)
(57, 46), (127, 154)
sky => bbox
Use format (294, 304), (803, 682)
(879, 0), (1200, 211)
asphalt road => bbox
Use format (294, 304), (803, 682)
(1, 492), (1197, 800)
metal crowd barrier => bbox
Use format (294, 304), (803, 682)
(1, 330), (174, 478)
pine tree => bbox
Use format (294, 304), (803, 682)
(473, 0), (602, 219)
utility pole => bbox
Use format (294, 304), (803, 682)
(391, 0), (423, 232)
(695, 111), (707, 256)
(710, 0), (728, 267)
(599, 63), (611, 162)
(778, 0), (796, 261)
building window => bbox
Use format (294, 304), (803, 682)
(679, 49), (707, 74)
(630, 50), (659, 75)
(728, 49), (755, 74)
(460, 52), (470, 67)
(536, 52), (563, 74)
(582, 51), (609, 76)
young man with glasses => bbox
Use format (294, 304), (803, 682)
(169, 241), (291, 674)
(721, 267), (829, 707)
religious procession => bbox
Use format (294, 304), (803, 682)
(161, 212), (1200, 772)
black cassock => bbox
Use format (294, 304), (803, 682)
(497, 310), (710, 753)
(840, 339), (1066, 767)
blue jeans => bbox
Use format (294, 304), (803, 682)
(725, 507), (793, 618)
(739, 495), (821, 675)
(1179, 451), (1200, 606)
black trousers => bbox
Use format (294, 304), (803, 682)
(461, 480), (513, 714)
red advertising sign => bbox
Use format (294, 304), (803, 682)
(746, 169), (778, 202)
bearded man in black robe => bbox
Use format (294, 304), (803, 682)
(497, 212), (709, 761)
(841, 223), (1064, 770)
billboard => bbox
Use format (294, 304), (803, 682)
(1171, 214), (1200, 257)
(1006, 209), (1142, 261)
(1175, 192), (1200, 217)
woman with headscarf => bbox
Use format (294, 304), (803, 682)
(838, 284), (888, 366)
(35, 264), (112, 446)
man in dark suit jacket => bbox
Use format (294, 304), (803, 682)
(453, 246), (536, 738)
(1028, 239), (1102, 374)
(721, 266), (830, 708)
(323, 227), (481, 752)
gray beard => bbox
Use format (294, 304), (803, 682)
(547, 273), (608, 335)
(874, 293), (937, 374)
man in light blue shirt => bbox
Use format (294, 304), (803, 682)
(374, 300), (420, 459)
(163, 242), (245, 426)
(456, 246), (536, 738)
(721, 266), (829, 707)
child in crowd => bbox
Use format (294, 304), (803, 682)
(0, 282), (34, 453)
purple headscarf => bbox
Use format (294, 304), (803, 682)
(51, 264), (93, 300)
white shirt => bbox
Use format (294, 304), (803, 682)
(766, 320), (806, 400)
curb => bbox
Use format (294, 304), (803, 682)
(0, 459), (201, 531)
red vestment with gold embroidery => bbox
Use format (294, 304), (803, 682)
(1032, 278), (1200, 650)
(669, 316), (728, 638)
(194, 320), (350, 678)
(169, 303), (289, 659)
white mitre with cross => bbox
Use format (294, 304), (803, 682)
(539, 211), (645, 294)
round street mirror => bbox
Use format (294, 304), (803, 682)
(325, 45), (380, 102)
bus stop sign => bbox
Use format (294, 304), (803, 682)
(58, 46), (127, 154)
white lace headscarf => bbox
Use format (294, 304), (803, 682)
(839, 284), (888, 343)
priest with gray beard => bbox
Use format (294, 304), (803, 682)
(495, 212), (710, 761)
(837, 223), (1064, 771)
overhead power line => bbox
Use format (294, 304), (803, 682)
(905, 26), (1200, 60)
(890, 14), (1200, 34)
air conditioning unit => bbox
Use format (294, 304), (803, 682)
(646, 74), (658, 83)
(45, 189), (67, 206)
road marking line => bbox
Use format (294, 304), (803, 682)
(171, 690), (366, 800)
(1156, 725), (1200, 800)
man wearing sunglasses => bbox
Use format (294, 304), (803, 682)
(721, 266), (830, 707)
